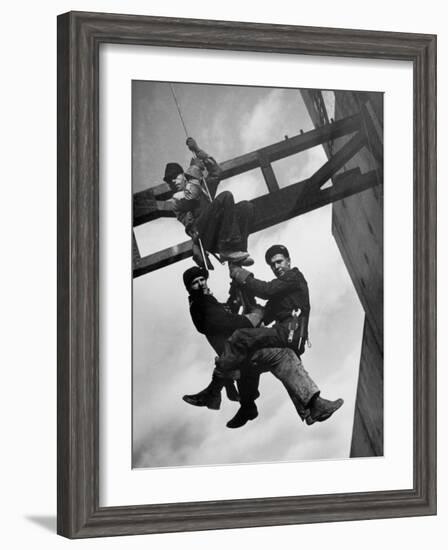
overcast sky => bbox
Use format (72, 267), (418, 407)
(132, 81), (364, 469)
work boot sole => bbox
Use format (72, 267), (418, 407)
(182, 395), (206, 407)
(219, 251), (249, 263)
(229, 257), (254, 267)
(306, 398), (344, 425)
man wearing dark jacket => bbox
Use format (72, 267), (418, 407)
(183, 266), (343, 428)
(182, 266), (261, 422)
(215, 244), (311, 375)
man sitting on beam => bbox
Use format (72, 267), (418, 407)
(164, 137), (254, 267)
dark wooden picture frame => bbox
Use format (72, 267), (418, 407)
(57, 11), (437, 538)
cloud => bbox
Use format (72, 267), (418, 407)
(240, 90), (285, 150)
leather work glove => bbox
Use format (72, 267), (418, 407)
(189, 156), (206, 172)
(186, 137), (200, 153)
(188, 228), (200, 244)
(229, 265), (252, 285)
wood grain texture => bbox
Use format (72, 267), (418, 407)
(57, 11), (437, 538)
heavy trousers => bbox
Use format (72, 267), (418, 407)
(197, 191), (255, 253)
(250, 348), (319, 420)
(215, 325), (295, 374)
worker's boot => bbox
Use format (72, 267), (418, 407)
(235, 256), (255, 267)
(182, 376), (223, 410)
(219, 250), (254, 265)
(306, 396), (344, 425)
(226, 403), (258, 429)
(224, 381), (240, 402)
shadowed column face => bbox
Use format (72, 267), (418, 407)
(328, 90), (383, 457)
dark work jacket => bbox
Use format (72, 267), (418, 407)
(244, 267), (310, 328)
(189, 293), (252, 355)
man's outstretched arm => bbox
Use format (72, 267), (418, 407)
(186, 137), (223, 181)
(230, 266), (309, 304)
(191, 301), (252, 334)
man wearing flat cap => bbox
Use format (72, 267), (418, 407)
(164, 138), (254, 266)
(182, 265), (343, 429)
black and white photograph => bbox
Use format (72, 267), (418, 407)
(131, 82), (383, 469)
(1, 0), (442, 544)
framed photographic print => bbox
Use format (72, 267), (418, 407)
(57, 11), (436, 538)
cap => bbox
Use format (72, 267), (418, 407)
(163, 162), (183, 183)
(183, 266), (208, 290)
(265, 244), (290, 264)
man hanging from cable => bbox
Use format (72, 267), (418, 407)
(164, 138), (255, 268)
(164, 85), (255, 268)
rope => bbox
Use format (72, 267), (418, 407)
(169, 83), (214, 203)
(169, 84), (189, 139)
(169, 83), (215, 268)
(197, 237), (209, 277)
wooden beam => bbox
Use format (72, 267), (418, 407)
(132, 113), (361, 220)
(134, 169), (379, 277)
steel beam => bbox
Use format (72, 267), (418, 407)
(134, 169), (379, 277)
(133, 113), (361, 223)
(219, 113), (360, 179)
(258, 151), (280, 193)
(301, 130), (367, 196)
(134, 199), (175, 226)
(300, 90), (334, 158)
(135, 131), (367, 227)
(133, 241), (192, 278)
